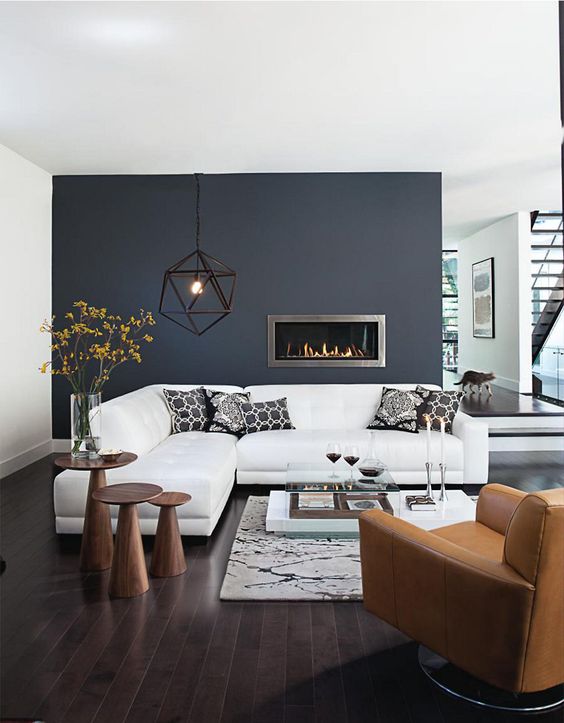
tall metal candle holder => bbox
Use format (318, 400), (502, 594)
(425, 461), (434, 499)
(439, 463), (448, 502)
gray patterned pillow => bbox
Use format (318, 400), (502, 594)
(203, 389), (250, 436)
(239, 397), (295, 434)
(416, 386), (463, 434)
(163, 387), (208, 433)
(367, 387), (431, 433)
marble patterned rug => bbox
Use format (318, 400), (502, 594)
(220, 496), (362, 601)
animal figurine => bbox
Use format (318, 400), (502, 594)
(454, 370), (495, 396)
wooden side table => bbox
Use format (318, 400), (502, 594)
(54, 452), (137, 572)
(92, 483), (163, 598)
(150, 492), (191, 578)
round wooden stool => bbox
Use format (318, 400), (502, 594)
(92, 483), (162, 598)
(55, 452), (137, 572)
(149, 492), (191, 578)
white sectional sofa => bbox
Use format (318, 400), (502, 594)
(54, 383), (489, 536)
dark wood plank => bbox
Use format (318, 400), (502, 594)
(285, 604), (314, 708)
(284, 705), (315, 723)
(220, 603), (265, 723)
(120, 559), (202, 722)
(310, 602), (348, 723)
(155, 586), (222, 722)
(60, 577), (168, 723)
(36, 597), (132, 722)
(2, 607), (84, 715)
(93, 573), (190, 723)
(252, 603), (288, 723)
(186, 601), (243, 723)
(356, 606), (413, 723)
(333, 602), (379, 723)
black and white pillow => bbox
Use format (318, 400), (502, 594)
(163, 387), (208, 433)
(239, 397), (295, 434)
(203, 389), (250, 436)
(367, 387), (431, 433)
(416, 387), (463, 434)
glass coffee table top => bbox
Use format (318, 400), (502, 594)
(285, 462), (399, 494)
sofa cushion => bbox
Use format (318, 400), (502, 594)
(240, 398), (295, 434)
(417, 386), (463, 433)
(367, 387), (431, 433)
(236, 428), (463, 473)
(163, 387), (208, 432)
(432, 521), (505, 562)
(203, 389), (250, 436)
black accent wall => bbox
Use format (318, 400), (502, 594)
(52, 173), (442, 437)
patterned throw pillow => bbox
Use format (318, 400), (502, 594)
(367, 387), (431, 433)
(163, 387), (208, 433)
(239, 397), (295, 434)
(416, 386), (463, 434)
(203, 389), (250, 436)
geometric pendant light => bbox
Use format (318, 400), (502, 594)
(159, 174), (237, 335)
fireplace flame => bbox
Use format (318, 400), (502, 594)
(285, 341), (366, 358)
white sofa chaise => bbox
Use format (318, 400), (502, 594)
(53, 383), (489, 536)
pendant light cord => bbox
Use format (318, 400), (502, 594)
(195, 173), (201, 251)
(195, 173), (201, 278)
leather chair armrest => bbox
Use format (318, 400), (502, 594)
(476, 483), (526, 535)
(359, 510), (535, 691)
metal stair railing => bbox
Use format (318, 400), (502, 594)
(531, 213), (564, 362)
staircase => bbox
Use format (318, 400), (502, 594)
(531, 211), (563, 361)
(466, 212), (564, 450)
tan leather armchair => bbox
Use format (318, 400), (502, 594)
(359, 484), (564, 695)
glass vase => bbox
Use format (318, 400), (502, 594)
(70, 393), (102, 459)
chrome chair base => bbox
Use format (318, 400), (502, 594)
(418, 646), (564, 714)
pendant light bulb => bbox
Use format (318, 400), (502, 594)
(191, 277), (203, 295)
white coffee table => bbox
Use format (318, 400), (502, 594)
(266, 489), (476, 537)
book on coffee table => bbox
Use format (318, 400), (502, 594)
(405, 495), (437, 511)
(345, 497), (386, 512)
(298, 493), (335, 510)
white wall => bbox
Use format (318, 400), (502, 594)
(458, 213), (532, 393)
(0, 145), (52, 477)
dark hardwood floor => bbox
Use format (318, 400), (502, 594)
(459, 385), (564, 417)
(1, 451), (563, 723)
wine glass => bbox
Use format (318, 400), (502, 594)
(343, 445), (360, 480)
(326, 442), (342, 479)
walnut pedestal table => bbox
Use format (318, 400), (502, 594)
(92, 483), (163, 598)
(54, 452), (138, 572)
(150, 492), (191, 577)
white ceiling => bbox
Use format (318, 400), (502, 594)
(0, 1), (561, 243)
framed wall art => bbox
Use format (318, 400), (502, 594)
(472, 257), (495, 338)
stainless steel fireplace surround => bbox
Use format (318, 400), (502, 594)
(267, 314), (386, 368)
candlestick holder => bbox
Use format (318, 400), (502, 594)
(425, 461), (434, 499)
(439, 463), (448, 502)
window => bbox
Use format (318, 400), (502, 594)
(442, 251), (458, 371)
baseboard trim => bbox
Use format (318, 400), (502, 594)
(0, 440), (53, 479)
(491, 376), (520, 393)
(52, 439), (70, 454)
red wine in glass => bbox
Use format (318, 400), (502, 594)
(326, 443), (341, 478)
(344, 445), (360, 480)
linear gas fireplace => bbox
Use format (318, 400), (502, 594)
(268, 315), (385, 367)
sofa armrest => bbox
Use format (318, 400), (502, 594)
(359, 510), (534, 691)
(451, 411), (489, 485)
(476, 483), (526, 535)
